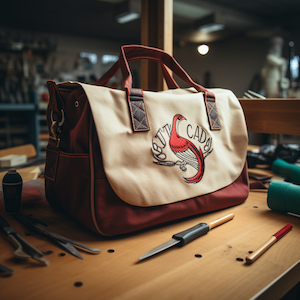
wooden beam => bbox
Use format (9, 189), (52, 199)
(239, 98), (300, 136)
(141, 0), (173, 91)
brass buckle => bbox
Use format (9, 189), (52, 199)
(49, 109), (64, 148)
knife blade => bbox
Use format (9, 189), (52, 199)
(139, 213), (234, 261)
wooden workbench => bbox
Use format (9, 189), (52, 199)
(0, 166), (300, 300)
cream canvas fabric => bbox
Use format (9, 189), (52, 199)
(60, 82), (248, 207)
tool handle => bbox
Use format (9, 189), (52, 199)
(172, 223), (209, 246)
(209, 213), (235, 230)
(246, 224), (293, 264)
(14, 213), (47, 228)
(0, 215), (10, 229)
(172, 213), (234, 246)
(0, 215), (17, 235)
(273, 224), (293, 240)
(246, 236), (277, 264)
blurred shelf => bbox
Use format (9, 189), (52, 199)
(0, 103), (36, 111)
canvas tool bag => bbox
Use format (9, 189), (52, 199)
(45, 45), (249, 236)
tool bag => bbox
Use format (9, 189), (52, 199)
(45, 45), (249, 236)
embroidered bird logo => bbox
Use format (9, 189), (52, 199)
(169, 114), (205, 184)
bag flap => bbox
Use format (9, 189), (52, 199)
(60, 82), (248, 207)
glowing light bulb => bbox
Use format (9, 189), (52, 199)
(197, 44), (209, 55)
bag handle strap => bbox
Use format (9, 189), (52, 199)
(96, 45), (221, 131)
(119, 45), (207, 92)
(94, 54), (179, 89)
(120, 45), (221, 131)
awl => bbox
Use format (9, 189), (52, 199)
(139, 212), (234, 261)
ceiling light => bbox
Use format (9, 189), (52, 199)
(115, 0), (141, 24)
(116, 12), (140, 24)
(198, 23), (225, 33)
(195, 14), (225, 34)
(197, 44), (209, 55)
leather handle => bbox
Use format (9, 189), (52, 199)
(95, 45), (221, 131)
(94, 51), (179, 89)
(95, 44), (209, 94)
(119, 45), (209, 93)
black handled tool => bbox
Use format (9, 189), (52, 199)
(139, 213), (234, 261)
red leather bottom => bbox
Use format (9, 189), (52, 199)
(93, 164), (249, 236)
(45, 147), (249, 236)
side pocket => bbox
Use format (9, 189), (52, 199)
(45, 151), (97, 232)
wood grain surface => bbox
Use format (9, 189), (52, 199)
(239, 98), (300, 136)
(0, 168), (300, 300)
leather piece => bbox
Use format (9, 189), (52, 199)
(206, 93), (221, 130)
(47, 80), (65, 114)
(92, 163), (249, 236)
(45, 146), (59, 182)
(127, 88), (150, 132)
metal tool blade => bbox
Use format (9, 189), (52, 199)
(48, 235), (84, 260)
(14, 213), (88, 259)
(139, 238), (180, 261)
(7, 234), (31, 259)
(0, 215), (49, 265)
(34, 223), (101, 254)
(12, 233), (50, 266)
(0, 263), (14, 275)
(33, 224), (84, 259)
(62, 239), (101, 254)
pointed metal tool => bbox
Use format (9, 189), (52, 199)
(0, 215), (50, 266)
(0, 263), (14, 275)
(14, 213), (101, 260)
(139, 213), (234, 261)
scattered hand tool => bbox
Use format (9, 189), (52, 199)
(0, 263), (14, 275)
(246, 224), (293, 264)
(14, 213), (101, 260)
(0, 215), (49, 266)
(139, 212), (234, 261)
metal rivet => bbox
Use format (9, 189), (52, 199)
(75, 101), (79, 108)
